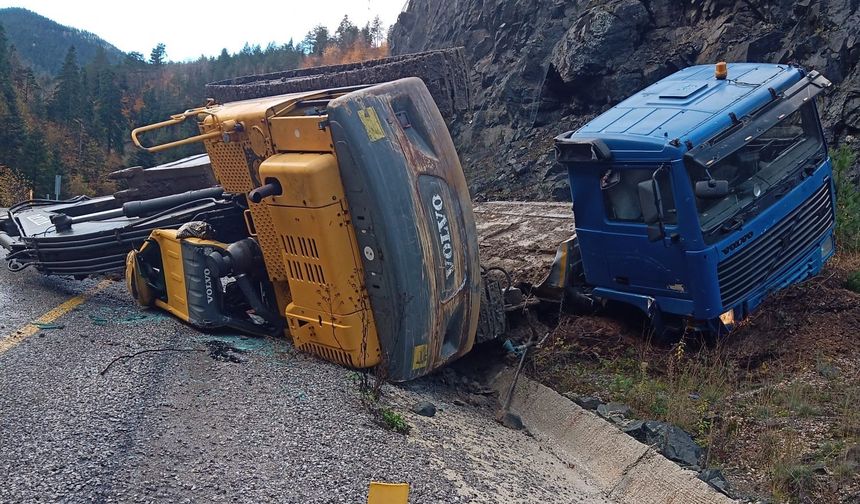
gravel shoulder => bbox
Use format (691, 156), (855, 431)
(0, 265), (614, 503)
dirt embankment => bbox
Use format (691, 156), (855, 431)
(527, 256), (860, 503)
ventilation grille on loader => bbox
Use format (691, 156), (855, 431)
(282, 235), (327, 286)
(205, 140), (288, 281)
(301, 343), (355, 367)
(284, 235), (320, 258)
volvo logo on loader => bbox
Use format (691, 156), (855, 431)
(432, 194), (455, 279)
(203, 268), (215, 304)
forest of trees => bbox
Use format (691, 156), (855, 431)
(0, 14), (388, 204)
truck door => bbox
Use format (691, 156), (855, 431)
(578, 163), (691, 305)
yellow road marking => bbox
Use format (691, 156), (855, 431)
(0, 279), (113, 355)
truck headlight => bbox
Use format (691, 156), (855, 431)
(821, 235), (834, 258)
(719, 309), (735, 326)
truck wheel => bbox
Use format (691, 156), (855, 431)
(204, 48), (471, 121)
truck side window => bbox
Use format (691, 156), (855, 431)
(602, 168), (676, 224)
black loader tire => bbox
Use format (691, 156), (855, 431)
(205, 48), (471, 121)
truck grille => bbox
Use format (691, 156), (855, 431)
(717, 183), (833, 308)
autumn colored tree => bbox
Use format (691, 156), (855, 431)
(0, 15), (390, 199)
(0, 164), (27, 206)
(301, 15), (389, 68)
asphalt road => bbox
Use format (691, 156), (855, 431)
(0, 259), (614, 504)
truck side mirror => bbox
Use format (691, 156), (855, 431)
(638, 180), (660, 224)
(695, 179), (729, 199)
(639, 169), (667, 242)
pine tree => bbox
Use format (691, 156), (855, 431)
(334, 16), (359, 51)
(20, 128), (54, 196)
(19, 67), (39, 103)
(302, 25), (330, 56)
(370, 16), (385, 48)
(49, 46), (83, 123)
(125, 51), (146, 66)
(149, 43), (166, 66)
(128, 146), (155, 169)
(0, 23), (25, 172)
(361, 23), (373, 47)
(95, 66), (124, 154)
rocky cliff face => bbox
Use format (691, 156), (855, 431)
(390, 0), (860, 200)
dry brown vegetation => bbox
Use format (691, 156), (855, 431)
(530, 254), (860, 503)
(302, 42), (388, 69)
(0, 164), (27, 207)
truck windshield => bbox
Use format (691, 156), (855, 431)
(690, 103), (824, 234)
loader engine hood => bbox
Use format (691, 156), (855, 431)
(327, 78), (481, 381)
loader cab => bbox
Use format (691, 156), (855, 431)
(556, 63), (835, 333)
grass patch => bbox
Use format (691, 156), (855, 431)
(349, 370), (411, 435)
(813, 440), (845, 462)
(530, 293), (860, 502)
(534, 332), (737, 451)
(832, 145), (860, 252)
(815, 439), (859, 484)
(832, 459), (859, 481)
(782, 382), (823, 418)
(815, 355), (840, 380)
(742, 378), (827, 421)
(837, 386), (860, 438)
(759, 429), (820, 503)
(771, 462), (818, 503)
(380, 408), (411, 434)
(619, 343), (736, 449)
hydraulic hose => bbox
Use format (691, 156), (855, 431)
(122, 187), (224, 217)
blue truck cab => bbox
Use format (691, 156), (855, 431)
(555, 63), (835, 333)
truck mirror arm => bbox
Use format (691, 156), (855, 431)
(643, 165), (669, 242)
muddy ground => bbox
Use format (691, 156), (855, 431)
(524, 254), (860, 503)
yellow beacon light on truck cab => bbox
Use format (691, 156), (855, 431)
(715, 61), (728, 80)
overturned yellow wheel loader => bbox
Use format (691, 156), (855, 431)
(129, 78), (482, 381)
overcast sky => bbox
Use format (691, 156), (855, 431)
(0, 0), (409, 61)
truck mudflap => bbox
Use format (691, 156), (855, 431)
(327, 77), (481, 381)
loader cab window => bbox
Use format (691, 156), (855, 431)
(602, 167), (676, 224)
